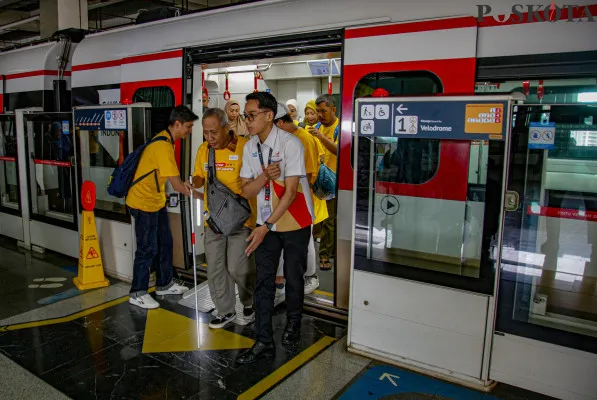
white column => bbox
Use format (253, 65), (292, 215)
(40, 0), (88, 39)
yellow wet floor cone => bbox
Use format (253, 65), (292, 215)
(74, 181), (109, 290)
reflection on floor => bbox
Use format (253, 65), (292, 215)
(0, 237), (559, 400)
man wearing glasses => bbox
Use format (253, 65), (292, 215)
(237, 92), (314, 364)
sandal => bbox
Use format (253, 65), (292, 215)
(320, 259), (332, 271)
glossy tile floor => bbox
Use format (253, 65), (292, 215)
(0, 237), (555, 399)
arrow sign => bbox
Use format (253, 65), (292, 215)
(379, 372), (399, 386)
(396, 104), (408, 114)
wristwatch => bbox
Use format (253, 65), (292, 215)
(265, 222), (274, 231)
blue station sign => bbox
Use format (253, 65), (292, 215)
(74, 108), (128, 131)
(357, 98), (510, 141)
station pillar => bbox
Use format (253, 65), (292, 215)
(40, 0), (88, 39)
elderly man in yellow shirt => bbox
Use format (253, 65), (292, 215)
(307, 94), (338, 271)
(192, 108), (257, 329)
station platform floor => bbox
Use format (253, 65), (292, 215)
(0, 237), (556, 400)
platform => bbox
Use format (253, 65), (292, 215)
(0, 237), (555, 400)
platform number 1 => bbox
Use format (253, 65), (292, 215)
(395, 115), (418, 135)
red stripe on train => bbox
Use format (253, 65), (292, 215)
(5, 70), (72, 80)
(73, 49), (183, 72)
(338, 57), (477, 192)
(346, 17), (477, 39)
(527, 205), (597, 222)
(0, 156), (16, 162)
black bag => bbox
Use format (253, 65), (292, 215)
(205, 146), (251, 236)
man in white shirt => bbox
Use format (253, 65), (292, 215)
(237, 92), (314, 364)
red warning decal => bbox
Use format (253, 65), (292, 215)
(86, 247), (99, 259)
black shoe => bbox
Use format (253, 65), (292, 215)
(208, 312), (236, 329)
(236, 342), (275, 364)
(282, 321), (301, 346)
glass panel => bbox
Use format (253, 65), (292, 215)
(78, 127), (129, 216)
(133, 87), (174, 108)
(26, 114), (76, 223)
(0, 115), (19, 211)
(367, 137), (488, 278)
(500, 104), (597, 345)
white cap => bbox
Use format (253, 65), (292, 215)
(275, 102), (290, 120)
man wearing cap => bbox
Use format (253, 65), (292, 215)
(236, 92), (313, 364)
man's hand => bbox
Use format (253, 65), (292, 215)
(308, 126), (324, 140)
(264, 162), (281, 181)
(182, 181), (193, 197)
(245, 225), (269, 256)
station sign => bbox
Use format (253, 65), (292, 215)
(357, 98), (510, 141)
(74, 108), (128, 131)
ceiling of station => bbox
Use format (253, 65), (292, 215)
(0, 0), (254, 50)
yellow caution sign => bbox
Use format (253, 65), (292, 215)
(74, 181), (109, 290)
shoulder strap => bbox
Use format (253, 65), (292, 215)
(208, 146), (215, 183)
(334, 124), (340, 141)
(149, 135), (169, 145)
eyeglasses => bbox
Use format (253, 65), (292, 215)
(243, 110), (268, 122)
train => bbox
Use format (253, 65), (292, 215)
(0, 1), (596, 398)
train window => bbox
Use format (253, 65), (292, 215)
(78, 127), (129, 219)
(24, 113), (77, 228)
(133, 87), (175, 108)
(497, 103), (597, 350)
(0, 115), (19, 212)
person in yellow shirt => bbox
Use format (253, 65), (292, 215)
(126, 105), (197, 309)
(307, 94), (339, 271)
(192, 108), (257, 329)
(301, 99), (326, 164)
(272, 103), (328, 298)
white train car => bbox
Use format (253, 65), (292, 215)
(0, 0), (595, 398)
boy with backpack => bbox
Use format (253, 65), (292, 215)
(121, 105), (198, 309)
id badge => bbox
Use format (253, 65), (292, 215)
(261, 205), (272, 223)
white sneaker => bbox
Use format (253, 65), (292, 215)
(304, 275), (320, 295)
(156, 283), (189, 296)
(129, 294), (159, 309)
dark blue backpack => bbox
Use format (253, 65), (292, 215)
(107, 136), (169, 198)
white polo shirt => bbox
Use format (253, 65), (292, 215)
(240, 125), (314, 232)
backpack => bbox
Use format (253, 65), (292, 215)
(204, 146), (252, 236)
(312, 122), (338, 200)
(107, 135), (169, 198)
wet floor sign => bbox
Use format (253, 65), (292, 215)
(74, 181), (109, 290)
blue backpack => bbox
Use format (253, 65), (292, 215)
(107, 135), (169, 198)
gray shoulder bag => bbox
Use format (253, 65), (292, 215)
(205, 146), (251, 236)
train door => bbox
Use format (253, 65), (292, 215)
(74, 103), (153, 282)
(182, 30), (343, 312)
(14, 109), (79, 257)
(349, 95), (518, 386)
(0, 113), (22, 241)
(491, 101), (597, 396)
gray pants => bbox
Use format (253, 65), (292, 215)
(205, 226), (256, 315)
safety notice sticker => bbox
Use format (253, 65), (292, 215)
(105, 109), (127, 130)
(528, 122), (555, 149)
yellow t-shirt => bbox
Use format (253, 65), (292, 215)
(126, 131), (179, 212)
(293, 127), (328, 225)
(319, 118), (339, 173)
(192, 136), (257, 230)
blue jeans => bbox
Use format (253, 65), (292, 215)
(129, 207), (174, 297)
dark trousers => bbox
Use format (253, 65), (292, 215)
(129, 206), (173, 296)
(254, 225), (311, 344)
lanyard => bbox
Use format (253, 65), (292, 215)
(257, 143), (273, 202)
